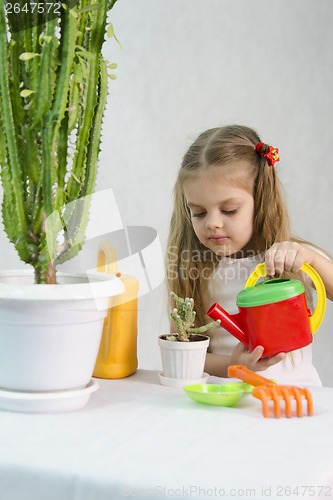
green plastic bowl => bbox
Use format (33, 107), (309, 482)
(183, 382), (252, 407)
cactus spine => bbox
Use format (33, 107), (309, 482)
(0, 0), (118, 283)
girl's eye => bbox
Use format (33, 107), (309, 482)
(222, 209), (237, 215)
(191, 212), (206, 218)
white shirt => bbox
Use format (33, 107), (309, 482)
(204, 253), (322, 387)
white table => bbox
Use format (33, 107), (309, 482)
(1, 370), (333, 500)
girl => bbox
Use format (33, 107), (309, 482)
(167, 124), (333, 386)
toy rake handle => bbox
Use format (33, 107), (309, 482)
(228, 365), (276, 387)
(245, 262), (326, 334)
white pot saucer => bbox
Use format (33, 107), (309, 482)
(159, 372), (210, 388)
(0, 380), (99, 413)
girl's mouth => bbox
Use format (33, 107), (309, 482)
(209, 236), (229, 243)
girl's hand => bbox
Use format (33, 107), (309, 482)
(265, 241), (314, 277)
(229, 342), (286, 372)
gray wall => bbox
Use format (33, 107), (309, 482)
(1, 0), (333, 384)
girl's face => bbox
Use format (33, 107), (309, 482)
(183, 167), (255, 258)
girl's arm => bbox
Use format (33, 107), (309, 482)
(265, 242), (333, 302)
(204, 344), (286, 378)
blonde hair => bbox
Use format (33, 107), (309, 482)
(167, 124), (315, 326)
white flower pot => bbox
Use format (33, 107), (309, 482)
(0, 270), (124, 392)
(158, 334), (210, 380)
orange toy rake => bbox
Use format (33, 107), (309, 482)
(228, 365), (313, 418)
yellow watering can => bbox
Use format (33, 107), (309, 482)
(93, 241), (139, 379)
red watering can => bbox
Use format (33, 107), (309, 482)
(207, 263), (326, 357)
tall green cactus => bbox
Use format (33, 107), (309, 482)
(0, 0), (118, 283)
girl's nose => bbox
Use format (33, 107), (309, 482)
(206, 212), (223, 229)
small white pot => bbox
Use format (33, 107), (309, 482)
(0, 270), (124, 392)
(158, 334), (210, 380)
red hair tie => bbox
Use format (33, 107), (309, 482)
(256, 142), (280, 167)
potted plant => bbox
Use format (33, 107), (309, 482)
(158, 292), (220, 387)
(0, 0), (123, 409)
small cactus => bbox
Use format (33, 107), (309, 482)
(166, 291), (220, 342)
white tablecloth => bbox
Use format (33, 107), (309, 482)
(1, 370), (333, 500)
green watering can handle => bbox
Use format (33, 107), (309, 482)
(245, 262), (326, 334)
